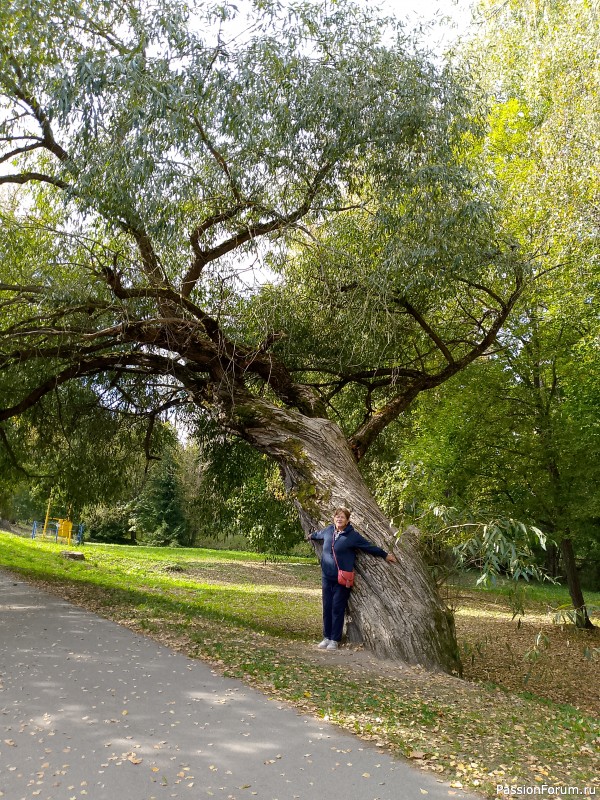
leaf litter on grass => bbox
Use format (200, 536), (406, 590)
(1, 534), (598, 798)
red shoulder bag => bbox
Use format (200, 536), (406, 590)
(332, 535), (354, 588)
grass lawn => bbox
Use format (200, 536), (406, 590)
(1, 531), (598, 797)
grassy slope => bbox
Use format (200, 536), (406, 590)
(1, 531), (598, 797)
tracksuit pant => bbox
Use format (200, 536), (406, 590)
(322, 575), (351, 642)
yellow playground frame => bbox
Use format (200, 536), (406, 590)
(31, 492), (82, 545)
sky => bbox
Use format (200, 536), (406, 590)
(378, 0), (475, 50)
(227, 0), (477, 55)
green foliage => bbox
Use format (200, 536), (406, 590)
(352, 0), (600, 604)
(133, 448), (188, 546)
(82, 502), (133, 544)
(450, 514), (550, 587)
(187, 432), (304, 554)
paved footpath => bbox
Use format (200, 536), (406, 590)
(0, 571), (477, 800)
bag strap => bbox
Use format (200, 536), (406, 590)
(332, 532), (344, 571)
(332, 534), (339, 570)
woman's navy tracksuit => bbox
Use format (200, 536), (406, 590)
(309, 524), (388, 642)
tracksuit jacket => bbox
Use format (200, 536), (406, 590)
(310, 523), (389, 578)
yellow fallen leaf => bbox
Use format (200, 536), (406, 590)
(362, 773), (371, 778)
(127, 755), (142, 765)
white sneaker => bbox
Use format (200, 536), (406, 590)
(326, 640), (339, 650)
(317, 638), (331, 649)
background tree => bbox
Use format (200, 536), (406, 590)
(186, 433), (304, 553)
(360, 0), (600, 623)
(463, 0), (600, 625)
(0, 0), (531, 670)
(133, 445), (188, 546)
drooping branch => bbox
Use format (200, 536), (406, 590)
(0, 353), (204, 424)
(142, 397), (186, 467)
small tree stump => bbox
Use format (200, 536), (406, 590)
(61, 551), (86, 561)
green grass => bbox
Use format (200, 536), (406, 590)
(0, 534), (321, 638)
(1, 531), (598, 797)
(449, 569), (600, 607)
(449, 571), (600, 629)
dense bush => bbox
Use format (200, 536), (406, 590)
(82, 503), (134, 544)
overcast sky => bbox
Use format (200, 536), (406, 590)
(378, 0), (475, 50)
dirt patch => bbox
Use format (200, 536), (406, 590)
(455, 599), (600, 716)
(159, 559), (321, 589)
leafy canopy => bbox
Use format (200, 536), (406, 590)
(1, 0), (526, 482)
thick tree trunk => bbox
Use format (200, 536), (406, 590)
(560, 537), (595, 629)
(226, 393), (461, 674)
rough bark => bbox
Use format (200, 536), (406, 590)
(560, 537), (595, 630)
(222, 390), (461, 674)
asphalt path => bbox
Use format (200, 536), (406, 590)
(0, 570), (478, 800)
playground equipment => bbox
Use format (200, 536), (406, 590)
(31, 517), (84, 544)
(31, 492), (84, 545)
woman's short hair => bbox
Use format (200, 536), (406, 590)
(333, 506), (351, 520)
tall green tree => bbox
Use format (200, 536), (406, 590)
(452, 0), (600, 625)
(0, 0), (529, 670)
(185, 434), (303, 553)
(134, 446), (188, 546)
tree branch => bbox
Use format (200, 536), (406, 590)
(193, 114), (243, 203)
(348, 271), (525, 460)
(0, 141), (45, 164)
(0, 282), (46, 294)
(453, 277), (507, 309)
(395, 296), (455, 364)
(0, 49), (70, 162)
(180, 161), (334, 297)
(0, 353), (205, 423)
(0, 171), (71, 190)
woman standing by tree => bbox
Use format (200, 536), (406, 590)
(309, 508), (397, 650)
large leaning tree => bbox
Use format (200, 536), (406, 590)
(0, 0), (529, 672)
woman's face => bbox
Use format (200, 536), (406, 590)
(333, 512), (349, 530)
